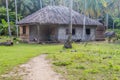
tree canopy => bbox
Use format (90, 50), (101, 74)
(0, 0), (120, 35)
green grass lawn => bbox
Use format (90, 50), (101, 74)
(0, 41), (120, 80)
(0, 43), (63, 75)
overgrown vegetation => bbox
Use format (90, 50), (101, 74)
(47, 42), (120, 80)
(114, 18), (120, 28)
(0, 7), (22, 36)
(108, 29), (120, 39)
(0, 41), (63, 76)
(0, 39), (120, 80)
(114, 29), (120, 39)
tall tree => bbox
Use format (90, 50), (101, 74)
(64, 0), (73, 48)
(15, 0), (18, 37)
(82, 0), (87, 41)
(39, 0), (42, 9)
(6, 0), (11, 36)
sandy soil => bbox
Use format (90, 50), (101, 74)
(1, 54), (65, 80)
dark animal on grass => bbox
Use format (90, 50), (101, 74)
(104, 31), (118, 43)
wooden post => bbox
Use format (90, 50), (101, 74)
(26, 25), (29, 42)
(37, 25), (40, 43)
(19, 25), (22, 37)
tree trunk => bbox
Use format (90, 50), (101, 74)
(64, 0), (73, 48)
(15, 0), (18, 37)
(82, 16), (86, 41)
(6, 0), (11, 37)
(40, 0), (42, 9)
(63, 0), (65, 6)
(50, 0), (53, 6)
(106, 13), (109, 30)
(82, 0), (86, 41)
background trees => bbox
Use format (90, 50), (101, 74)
(0, 0), (119, 19)
(0, 0), (120, 36)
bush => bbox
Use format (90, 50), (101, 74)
(108, 29), (120, 39)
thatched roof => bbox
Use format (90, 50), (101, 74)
(18, 6), (102, 26)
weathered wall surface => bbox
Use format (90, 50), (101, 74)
(58, 26), (83, 41)
(20, 24), (100, 42)
(57, 26), (96, 42)
(85, 27), (96, 41)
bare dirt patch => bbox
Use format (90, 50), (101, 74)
(1, 54), (65, 80)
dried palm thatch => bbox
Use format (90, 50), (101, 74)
(18, 6), (102, 26)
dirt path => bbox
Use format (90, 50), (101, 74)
(1, 54), (65, 80)
(21, 54), (64, 80)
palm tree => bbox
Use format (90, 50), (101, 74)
(108, 0), (120, 29)
(69, 0), (73, 42)
(39, 0), (42, 9)
(17, 0), (33, 17)
(6, 0), (11, 37)
(99, 0), (118, 29)
(64, 0), (73, 48)
(81, 0), (108, 40)
(15, 0), (18, 37)
(50, 0), (53, 6)
(82, 0), (86, 41)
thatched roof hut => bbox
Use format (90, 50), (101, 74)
(18, 6), (102, 26)
(18, 6), (104, 43)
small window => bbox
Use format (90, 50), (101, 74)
(86, 28), (91, 35)
(23, 26), (26, 34)
(72, 28), (76, 35)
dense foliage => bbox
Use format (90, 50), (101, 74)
(0, 7), (21, 35)
(0, 0), (120, 35)
(115, 18), (120, 28)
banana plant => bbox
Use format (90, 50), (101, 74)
(0, 19), (9, 35)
